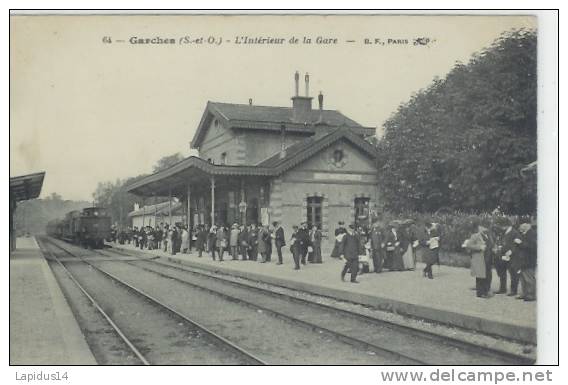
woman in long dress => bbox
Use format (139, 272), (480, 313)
(181, 226), (190, 253)
(386, 222), (404, 271)
(401, 221), (416, 270)
(330, 222), (346, 259)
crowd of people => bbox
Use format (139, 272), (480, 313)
(109, 214), (537, 302)
(109, 221), (323, 267)
(111, 223), (191, 254)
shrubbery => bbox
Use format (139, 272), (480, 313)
(376, 29), (537, 215)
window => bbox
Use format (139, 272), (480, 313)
(221, 152), (227, 164)
(307, 196), (323, 229)
(354, 197), (370, 228)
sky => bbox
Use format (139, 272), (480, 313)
(10, 14), (536, 201)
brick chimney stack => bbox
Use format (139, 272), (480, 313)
(291, 71), (313, 123)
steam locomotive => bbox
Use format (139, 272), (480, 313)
(46, 207), (111, 248)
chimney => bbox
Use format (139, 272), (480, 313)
(294, 71), (299, 97)
(291, 72), (313, 123)
(279, 124), (287, 159)
(318, 91), (324, 121)
(249, 98), (253, 106)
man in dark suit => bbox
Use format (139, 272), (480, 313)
(247, 223), (259, 261)
(195, 225), (207, 258)
(238, 225), (249, 261)
(290, 225), (300, 270)
(496, 217), (522, 296)
(341, 224), (360, 283)
(273, 221), (286, 265)
(296, 222), (310, 265)
(370, 221), (384, 273)
(518, 222), (537, 301)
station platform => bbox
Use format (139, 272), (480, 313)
(112, 242), (536, 344)
(10, 237), (96, 365)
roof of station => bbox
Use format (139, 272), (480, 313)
(9, 171), (45, 202)
(126, 128), (378, 197)
(191, 101), (376, 148)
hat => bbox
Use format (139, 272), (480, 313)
(494, 217), (511, 227)
(338, 221), (345, 226)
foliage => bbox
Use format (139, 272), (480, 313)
(92, 175), (148, 227)
(153, 152), (184, 173)
(92, 153), (185, 227)
(377, 29), (537, 215)
(14, 195), (90, 235)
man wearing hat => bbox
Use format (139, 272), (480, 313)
(296, 222), (310, 265)
(341, 224), (361, 283)
(247, 223), (259, 261)
(370, 220), (384, 273)
(238, 224), (249, 261)
(495, 217), (523, 296)
(273, 221), (286, 265)
(518, 222), (537, 301)
(230, 223), (240, 260)
(290, 225), (300, 269)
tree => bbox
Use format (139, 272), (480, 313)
(91, 153), (185, 226)
(377, 29), (537, 215)
(153, 153), (184, 173)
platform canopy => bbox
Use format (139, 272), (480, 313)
(125, 128), (378, 198)
(125, 156), (272, 197)
(10, 171), (45, 202)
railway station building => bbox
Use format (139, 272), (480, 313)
(126, 73), (379, 242)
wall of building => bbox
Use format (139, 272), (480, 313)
(198, 117), (246, 165)
(242, 130), (309, 165)
(268, 140), (379, 253)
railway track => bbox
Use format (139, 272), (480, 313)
(38, 238), (150, 365)
(99, 244), (534, 365)
(39, 236), (266, 365)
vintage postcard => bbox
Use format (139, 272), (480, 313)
(9, 12), (557, 370)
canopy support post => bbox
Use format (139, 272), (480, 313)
(210, 176), (215, 226)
